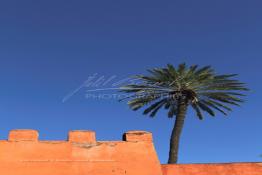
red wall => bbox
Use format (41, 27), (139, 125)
(0, 130), (163, 175)
(162, 163), (262, 175)
(1, 129), (262, 175)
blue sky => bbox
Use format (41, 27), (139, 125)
(0, 0), (261, 163)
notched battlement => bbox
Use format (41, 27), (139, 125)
(68, 130), (96, 144)
(123, 130), (153, 142)
(8, 129), (39, 141)
(5, 129), (153, 143)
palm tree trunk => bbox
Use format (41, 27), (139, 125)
(168, 101), (188, 164)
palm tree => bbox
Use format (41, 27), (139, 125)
(120, 63), (248, 164)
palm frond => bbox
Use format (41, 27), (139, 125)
(191, 103), (203, 120)
(143, 99), (166, 116)
(198, 102), (215, 116)
(168, 104), (177, 118)
(201, 100), (228, 115)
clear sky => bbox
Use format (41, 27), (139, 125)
(0, 0), (261, 163)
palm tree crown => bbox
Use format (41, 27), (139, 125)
(120, 63), (248, 119)
(120, 63), (248, 164)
